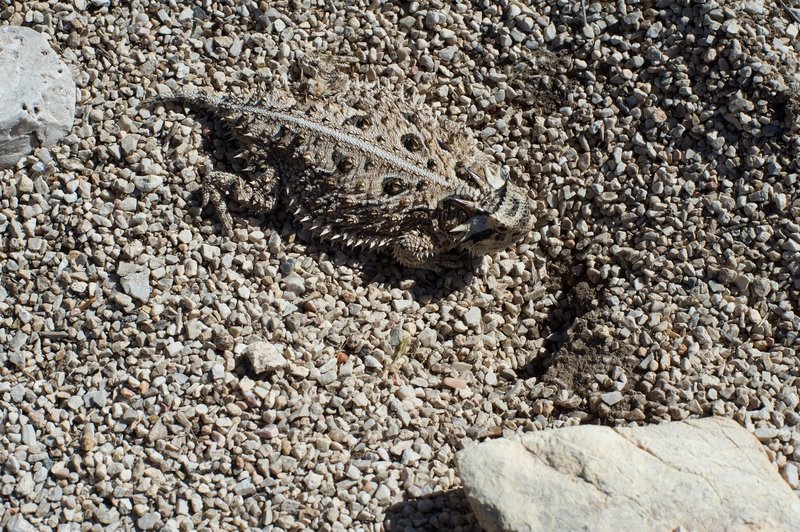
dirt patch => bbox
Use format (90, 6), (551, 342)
(528, 278), (637, 402)
(542, 320), (634, 393)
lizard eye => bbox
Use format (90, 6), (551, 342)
(401, 133), (423, 153)
(383, 176), (407, 196)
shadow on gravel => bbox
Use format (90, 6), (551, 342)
(359, 259), (476, 299)
(519, 260), (598, 382)
(517, 266), (642, 423)
(384, 488), (482, 532)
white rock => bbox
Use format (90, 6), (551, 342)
(146, 419), (168, 443)
(133, 174), (164, 193)
(50, 463), (70, 480)
(374, 484), (391, 500)
(352, 392), (369, 407)
(260, 425), (279, 439)
(346, 464), (361, 480)
(754, 427), (778, 441)
(364, 355), (382, 369)
(6, 515), (37, 532)
(418, 328), (437, 348)
(165, 341), (183, 356)
(120, 133), (139, 155)
(392, 298), (414, 311)
(544, 23), (556, 41)
(245, 341), (288, 373)
(784, 462), (800, 489)
(210, 363), (225, 380)
(600, 390), (623, 406)
(742, 0), (765, 14)
(438, 45), (458, 62)
(304, 471), (323, 490)
(463, 307), (482, 328)
(0, 26), (75, 169)
(234, 478), (256, 496)
(457, 417), (800, 532)
(120, 270), (152, 303)
(283, 274), (306, 294)
(15, 472), (35, 496)
(137, 512), (161, 530)
(21, 424), (36, 446)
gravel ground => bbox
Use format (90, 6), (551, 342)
(1, 0), (799, 530)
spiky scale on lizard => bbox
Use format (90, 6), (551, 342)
(152, 70), (534, 270)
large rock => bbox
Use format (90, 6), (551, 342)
(457, 417), (800, 531)
(0, 26), (75, 169)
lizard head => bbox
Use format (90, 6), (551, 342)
(446, 166), (534, 256)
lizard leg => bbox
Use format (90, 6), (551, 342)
(296, 54), (350, 98)
(393, 232), (461, 270)
(201, 169), (278, 235)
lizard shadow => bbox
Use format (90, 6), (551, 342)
(516, 261), (598, 383)
(357, 258), (478, 299)
(215, 206), (478, 300)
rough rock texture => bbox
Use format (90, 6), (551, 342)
(0, 26), (75, 169)
(457, 417), (800, 532)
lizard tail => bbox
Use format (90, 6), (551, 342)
(146, 88), (229, 113)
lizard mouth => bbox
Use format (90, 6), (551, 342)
(464, 228), (495, 243)
(441, 164), (533, 253)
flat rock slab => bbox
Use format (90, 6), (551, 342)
(457, 417), (800, 531)
(0, 26), (75, 169)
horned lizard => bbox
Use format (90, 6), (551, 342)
(154, 63), (534, 269)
